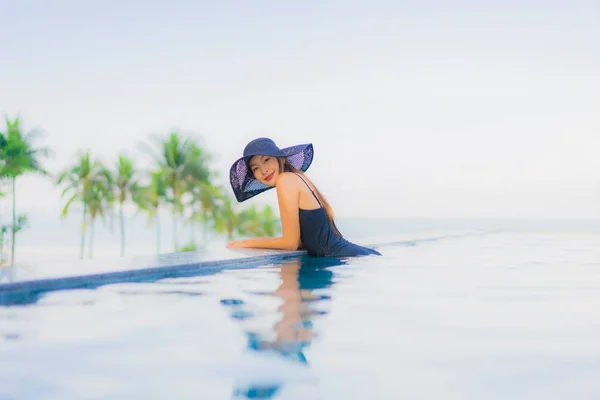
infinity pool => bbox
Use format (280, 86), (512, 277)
(1, 231), (600, 399)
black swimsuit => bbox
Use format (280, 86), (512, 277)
(294, 173), (381, 257)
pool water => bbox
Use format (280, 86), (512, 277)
(1, 231), (600, 399)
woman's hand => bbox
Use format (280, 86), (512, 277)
(227, 240), (247, 249)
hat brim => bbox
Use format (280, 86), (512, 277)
(229, 143), (314, 202)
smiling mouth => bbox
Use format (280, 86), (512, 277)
(264, 172), (274, 181)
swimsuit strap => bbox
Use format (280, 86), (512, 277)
(294, 173), (323, 208)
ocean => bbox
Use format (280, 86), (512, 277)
(1, 218), (600, 398)
(10, 212), (600, 264)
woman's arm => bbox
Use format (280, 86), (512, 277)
(227, 173), (301, 251)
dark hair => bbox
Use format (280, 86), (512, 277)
(277, 157), (342, 237)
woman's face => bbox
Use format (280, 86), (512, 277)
(249, 155), (280, 186)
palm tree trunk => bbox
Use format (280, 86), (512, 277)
(88, 217), (95, 259)
(0, 228), (5, 265)
(155, 213), (160, 255)
(80, 202), (87, 260)
(171, 186), (179, 252)
(227, 222), (233, 241)
(202, 221), (211, 250)
(0, 185), (3, 262)
(190, 218), (196, 243)
(119, 202), (125, 257)
(10, 177), (16, 266)
(172, 211), (178, 252)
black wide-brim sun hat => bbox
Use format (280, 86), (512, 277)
(229, 137), (314, 202)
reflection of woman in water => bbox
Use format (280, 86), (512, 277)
(223, 256), (343, 399)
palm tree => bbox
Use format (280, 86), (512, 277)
(238, 205), (261, 236)
(114, 154), (138, 257)
(1, 116), (51, 266)
(57, 151), (108, 259)
(132, 170), (166, 254)
(140, 131), (208, 251)
(213, 198), (282, 242)
(186, 182), (225, 248)
(182, 144), (217, 248)
(258, 204), (280, 237)
(213, 196), (270, 241)
(237, 204), (280, 237)
(85, 170), (113, 259)
(213, 196), (241, 240)
(0, 131), (7, 194)
(0, 224), (9, 265)
(183, 141), (212, 184)
(0, 129), (8, 262)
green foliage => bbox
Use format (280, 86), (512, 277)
(178, 242), (199, 252)
(132, 170), (167, 225)
(0, 115), (51, 265)
(1, 116), (285, 262)
(56, 151), (115, 259)
(1, 115), (51, 178)
(12, 214), (28, 234)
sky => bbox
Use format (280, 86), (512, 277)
(1, 0), (599, 229)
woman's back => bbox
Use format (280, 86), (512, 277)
(292, 173), (381, 257)
(292, 172), (322, 211)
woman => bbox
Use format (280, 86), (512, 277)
(227, 137), (381, 257)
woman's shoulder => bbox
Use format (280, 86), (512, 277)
(275, 171), (302, 187)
